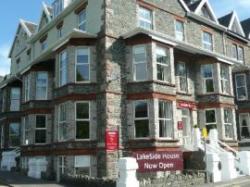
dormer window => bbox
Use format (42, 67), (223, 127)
(53, 0), (63, 18)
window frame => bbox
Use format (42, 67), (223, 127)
(223, 108), (234, 140)
(58, 103), (67, 142)
(205, 109), (217, 127)
(201, 64), (215, 93)
(75, 47), (90, 83)
(74, 155), (91, 176)
(36, 71), (48, 100)
(156, 46), (171, 83)
(220, 64), (230, 95)
(235, 73), (248, 101)
(35, 115), (47, 144)
(202, 31), (213, 51)
(78, 9), (86, 31)
(138, 6), (153, 30)
(175, 20), (185, 41)
(10, 87), (20, 111)
(239, 113), (250, 140)
(9, 122), (20, 148)
(24, 75), (30, 102)
(59, 50), (68, 87)
(176, 61), (188, 93)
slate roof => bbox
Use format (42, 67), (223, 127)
(241, 18), (250, 38)
(218, 12), (233, 27)
(183, 0), (202, 11)
(23, 21), (38, 34)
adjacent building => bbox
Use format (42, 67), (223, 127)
(0, 0), (250, 180)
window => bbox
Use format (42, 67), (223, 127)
(133, 45), (147, 81)
(201, 64), (214, 93)
(176, 62), (188, 92)
(0, 126), (4, 148)
(78, 10), (86, 31)
(53, 0), (63, 18)
(41, 39), (48, 51)
(59, 50), (67, 86)
(238, 46), (244, 62)
(138, 7), (153, 30)
(57, 27), (63, 38)
(74, 156), (90, 176)
(134, 101), (149, 138)
(156, 47), (170, 82)
(239, 113), (250, 140)
(231, 44), (244, 62)
(224, 108), (234, 139)
(235, 74), (247, 101)
(27, 49), (31, 61)
(58, 103), (67, 141)
(76, 48), (90, 82)
(75, 102), (90, 140)
(36, 72), (48, 100)
(175, 20), (184, 41)
(202, 31), (213, 51)
(159, 101), (173, 138)
(220, 64), (230, 94)
(24, 75), (30, 102)
(23, 116), (29, 145)
(205, 109), (216, 132)
(59, 156), (66, 177)
(10, 88), (20, 111)
(232, 44), (238, 59)
(35, 115), (47, 144)
(9, 123), (20, 147)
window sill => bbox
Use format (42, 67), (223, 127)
(177, 92), (192, 96)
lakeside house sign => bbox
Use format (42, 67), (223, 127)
(133, 151), (183, 172)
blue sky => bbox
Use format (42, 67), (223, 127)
(0, 0), (250, 76)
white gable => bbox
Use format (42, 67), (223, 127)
(194, 0), (218, 23)
(37, 2), (52, 31)
(228, 11), (245, 37)
(178, 0), (190, 12)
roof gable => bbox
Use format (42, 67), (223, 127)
(37, 2), (52, 31)
(228, 12), (245, 37)
(241, 18), (250, 39)
(194, 0), (218, 23)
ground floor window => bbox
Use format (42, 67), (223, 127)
(9, 123), (20, 147)
(224, 108), (234, 139)
(59, 156), (66, 176)
(205, 109), (216, 132)
(239, 113), (250, 139)
(35, 115), (47, 144)
(75, 102), (90, 140)
(74, 156), (90, 176)
(134, 101), (149, 138)
(159, 100), (173, 138)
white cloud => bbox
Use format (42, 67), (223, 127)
(0, 44), (10, 76)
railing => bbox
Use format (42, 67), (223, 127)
(218, 140), (238, 157)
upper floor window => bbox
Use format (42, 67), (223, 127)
(57, 26), (63, 38)
(239, 113), (250, 140)
(159, 100), (173, 138)
(201, 64), (214, 93)
(24, 75), (30, 102)
(205, 109), (216, 132)
(59, 50), (67, 86)
(134, 101), (149, 138)
(238, 46), (244, 62)
(138, 7), (153, 30)
(156, 46), (170, 82)
(9, 123), (20, 147)
(76, 48), (90, 82)
(22, 116), (29, 145)
(35, 115), (47, 144)
(75, 102), (90, 140)
(175, 20), (184, 41)
(78, 10), (86, 31)
(224, 108), (234, 139)
(133, 45), (147, 81)
(231, 44), (244, 62)
(41, 39), (48, 51)
(58, 103), (67, 141)
(36, 72), (48, 100)
(235, 74), (247, 101)
(202, 31), (213, 51)
(176, 62), (188, 93)
(27, 49), (31, 61)
(10, 88), (20, 111)
(53, 0), (63, 18)
(232, 44), (238, 59)
(220, 64), (230, 95)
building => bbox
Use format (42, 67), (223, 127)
(0, 0), (250, 181)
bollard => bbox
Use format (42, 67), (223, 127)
(117, 157), (139, 187)
(239, 151), (250, 175)
(220, 152), (237, 181)
(206, 153), (221, 182)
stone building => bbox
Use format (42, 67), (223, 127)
(0, 0), (250, 180)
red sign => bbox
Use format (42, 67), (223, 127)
(178, 101), (196, 109)
(105, 130), (118, 151)
(133, 151), (183, 173)
(178, 121), (184, 130)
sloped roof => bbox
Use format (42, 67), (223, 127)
(218, 12), (233, 27)
(241, 18), (250, 39)
(184, 0), (202, 11)
(23, 20), (37, 34)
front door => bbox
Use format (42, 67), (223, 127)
(181, 109), (192, 146)
(239, 113), (250, 140)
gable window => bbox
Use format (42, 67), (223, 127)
(224, 108), (234, 139)
(235, 74), (247, 101)
(159, 101), (173, 138)
(24, 75), (30, 102)
(134, 101), (149, 138)
(58, 103), (67, 141)
(76, 48), (90, 82)
(133, 45), (147, 81)
(220, 64), (230, 95)
(76, 102), (90, 140)
(74, 156), (90, 175)
(9, 123), (20, 147)
(59, 50), (67, 86)
(201, 64), (214, 93)
(205, 109), (216, 132)
(36, 72), (48, 100)
(35, 115), (47, 144)
(53, 0), (63, 18)
(175, 20), (184, 41)
(78, 10), (86, 31)
(138, 7), (153, 30)
(202, 31), (213, 51)
(10, 88), (20, 111)
(176, 62), (188, 93)
(156, 46), (170, 82)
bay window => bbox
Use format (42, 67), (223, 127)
(235, 74), (247, 101)
(59, 50), (67, 86)
(36, 72), (48, 100)
(134, 101), (149, 138)
(175, 20), (184, 41)
(74, 156), (90, 176)
(159, 101), (173, 138)
(76, 48), (90, 82)
(205, 109), (216, 132)
(220, 64), (230, 94)
(156, 46), (170, 82)
(23, 116), (29, 145)
(78, 9), (86, 31)
(35, 115), (47, 144)
(24, 75), (30, 102)
(202, 31), (213, 51)
(176, 62), (188, 92)
(58, 103), (67, 141)
(9, 123), (20, 147)
(138, 7), (153, 30)
(201, 64), (214, 93)
(10, 88), (20, 111)
(133, 45), (147, 81)
(75, 102), (90, 140)
(224, 108), (234, 139)
(232, 44), (238, 59)
(239, 113), (250, 139)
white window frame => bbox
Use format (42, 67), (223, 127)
(75, 101), (90, 140)
(58, 103), (67, 142)
(138, 6), (153, 30)
(10, 87), (20, 111)
(36, 72), (48, 100)
(59, 50), (68, 87)
(156, 46), (170, 83)
(235, 73), (248, 101)
(220, 64), (230, 95)
(205, 109), (217, 127)
(132, 45), (147, 81)
(239, 113), (250, 140)
(58, 156), (66, 176)
(75, 47), (90, 83)
(175, 20), (185, 41)
(177, 61), (188, 93)
(238, 46), (244, 63)
(35, 115), (47, 144)
(74, 155), (91, 176)
(134, 100), (149, 139)
(201, 64), (214, 93)
(223, 108), (234, 140)
(78, 9), (86, 31)
(202, 31), (213, 51)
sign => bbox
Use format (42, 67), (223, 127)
(178, 101), (196, 110)
(105, 130), (119, 151)
(178, 121), (184, 130)
(133, 151), (183, 172)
